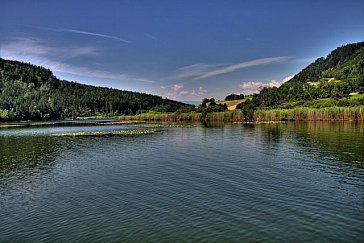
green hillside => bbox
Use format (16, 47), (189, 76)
(248, 42), (364, 108)
(0, 58), (189, 121)
(288, 41), (364, 85)
(282, 41), (364, 99)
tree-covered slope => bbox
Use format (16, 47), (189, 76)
(287, 41), (364, 85)
(249, 41), (364, 108)
(0, 58), (189, 120)
(282, 41), (364, 98)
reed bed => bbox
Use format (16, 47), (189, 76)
(119, 106), (364, 123)
(254, 106), (364, 121)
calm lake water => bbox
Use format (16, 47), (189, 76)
(0, 122), (363, 242)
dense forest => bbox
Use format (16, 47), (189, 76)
(0, 58), (190, 121)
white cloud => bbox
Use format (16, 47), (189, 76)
(239, 74), (296, 95)
(173, 84), (184, 92)
(283, 75), (294, 83)
(59, 28), (130, 43)
(166, 84), (207, 100)
(239, 80), (282, 95)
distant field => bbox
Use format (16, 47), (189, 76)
(216, 99), (248, 110)
(349, 93), (364, 100)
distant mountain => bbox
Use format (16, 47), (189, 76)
(0, 58), (189, 121)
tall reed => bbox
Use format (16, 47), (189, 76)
(119, 106), (364, 122)
(254, 106), (364, 121)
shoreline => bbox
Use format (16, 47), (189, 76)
(1, 106), (364, 126)
(119, 106), (364, 123)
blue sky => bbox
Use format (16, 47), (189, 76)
(1, 0), (363, 102)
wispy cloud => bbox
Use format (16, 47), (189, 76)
(0, 37), (98, 58)
(0, 52), (130, 81)
(49, 60), (130, 80)
(0, 38), (152, 83)
(173, 57), (291, 80)
(172, 63), (225, 79)
(195, 57), (291, 80)
(132, 78), (157, 84)
(60, 28), (130, 43)
(1, 37), (50, 55)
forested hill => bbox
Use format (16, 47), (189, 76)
(286, 41), (364, 86)
(250, 41), (364, 107)
(0, 58), (189, 120)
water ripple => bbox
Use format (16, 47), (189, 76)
(0, 123), (363, 242)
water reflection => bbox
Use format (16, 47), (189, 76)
(291, 122), (364, 168)
(0, 136), (58, 174)
(258, 122), (364, 169)
(203, 120), (225, 127)
(0, 122), (363, 242)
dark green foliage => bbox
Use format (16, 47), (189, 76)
(252, 87), (282, 108)
(196, 98), (228, 122)
(236, 99), (256, 121)
(245, 41), (364, 109)
(198, 98), (227, 113)
(201, 98), (216, 108)
(287, 42), (364, 84)
(175, 105), (197, 114)
(225, 93), (245, 101)
(0, 58), (189, 121)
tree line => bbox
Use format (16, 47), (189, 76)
(0, 58), (189, 121)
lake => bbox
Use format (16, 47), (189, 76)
(0, 122), (363, 242)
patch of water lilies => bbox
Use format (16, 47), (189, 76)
(51, 129), (159, 137)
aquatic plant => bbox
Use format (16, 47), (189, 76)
(52, 129), (159, 137)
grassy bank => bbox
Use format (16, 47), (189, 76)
(119, 106), (364, 122)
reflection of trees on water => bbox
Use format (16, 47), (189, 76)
(0, 136), (59, 174)
(262, 122), (364, 169)
(203, 120), (225, 128)
(260, 123), (283, 144)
